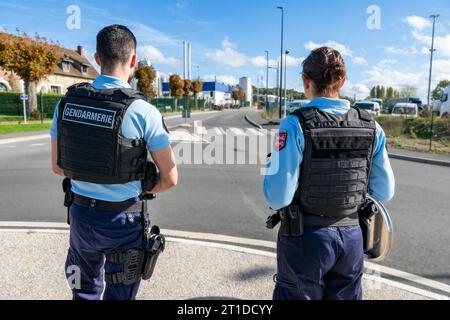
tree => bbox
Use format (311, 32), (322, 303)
(0, 32), (59, 115)
(192, 79), (203, 109)
(232, 87), (246, 107)
(432, 80), (450, 100)
(399, 86), (418, 98)
(169, 74), (184, 110)
(134, 64), (157, 97)
(183, 80), (193, 110)
(370, 87), (377, 98)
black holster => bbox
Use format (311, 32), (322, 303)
(62, 177), (74, 225)
(358, 200), (379, 253)
(280, 204), (304, 237)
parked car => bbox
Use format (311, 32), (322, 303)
(384, 98), (423, 114)
(353, 101), (381, 117)
(391, 103), (419, 117)
(286, 100), (310, 114)
(440, 86), (450, 118)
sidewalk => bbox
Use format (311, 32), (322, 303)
(0, 229), (444, 300)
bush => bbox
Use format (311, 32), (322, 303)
(376, 116), (450, 139)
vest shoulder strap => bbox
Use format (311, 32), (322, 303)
(66, 83), (145, 105)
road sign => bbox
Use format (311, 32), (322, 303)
(20, 94), (29, 101)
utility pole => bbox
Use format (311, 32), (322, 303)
(428, 14), (439, 151)
(284, 50), (290, 119)
(265, 50), (269, 112)
(277, 6), (284, 119)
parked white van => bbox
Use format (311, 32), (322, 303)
(391, 103), (419, 117)
(440, 86), (450, 118)
(353, 101), (381, 117)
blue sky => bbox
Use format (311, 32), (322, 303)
(1, 0), (450, 100)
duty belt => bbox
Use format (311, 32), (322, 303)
(73, 193), (144, 213)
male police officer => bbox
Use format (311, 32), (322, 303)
(50, 25), (178, 300)
(264, 47), (395, 300)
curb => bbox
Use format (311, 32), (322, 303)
(389, 153), (450, 167)
(244, 115), (263, 129)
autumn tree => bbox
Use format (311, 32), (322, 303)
(232, 87), (246, 107)
(432, 80), (450, 100)
(169, 74), (184, 110)
(135, 64), (157, 97)
(192, 79), (203, 109)
(0, 32), (59, 115)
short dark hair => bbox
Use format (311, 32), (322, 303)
(96, 24), (137, 71)
(302, 47), (347, 96)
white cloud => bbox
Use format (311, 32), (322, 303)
(405, 16), (432, 31)
(207, 37), (303, 69)
(128, 22), (178, 47)
(206, 37), (247, 68)
(203, 74), (238, 86)
(411, 30), (450, 57)
(304, 40), (366, 65)
(377, 59), (397, 68)
(341, 82), (371, 99)
(386, 46), (422, 56)
(137, 45), (180, 67)
(0, 25), (4, 32)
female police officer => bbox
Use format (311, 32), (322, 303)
(263, 47), (395, 300)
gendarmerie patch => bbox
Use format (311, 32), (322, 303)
(62, 103), (116, 129)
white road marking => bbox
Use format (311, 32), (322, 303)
(0, 134), (50, 145)
(0, 221), (448, 298)
(214, 128), (226, 135)
(0, 145), (16, 149)
(29, 143), (46, 147)
(229, 128), (246, 136)
(247, 128), (265, 136)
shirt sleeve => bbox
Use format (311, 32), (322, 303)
(143, 105), (171, 152)
(368, 122), (396, 203)
(50, 101), (60, 140)
(263, 116), (305, 210)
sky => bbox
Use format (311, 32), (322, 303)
(1, 0), (450, 100)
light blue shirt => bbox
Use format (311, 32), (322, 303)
(263, 98), (395, 211)
(51, 75), (171, 202)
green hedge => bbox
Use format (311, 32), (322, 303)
(376, 116), (450, 139)
(149, 97), (207, 112)
(0, 92), (63, 118)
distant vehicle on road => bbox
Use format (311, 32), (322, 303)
(391, 103), (419, 117)
(440, 86), (450, 118)
(368, 98), (383, 108)
(286, 100), (310, 114)
(353, 101), (381, 117)
(384, 98), (423, 114)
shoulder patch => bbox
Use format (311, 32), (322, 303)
(274, 132), (288, 151)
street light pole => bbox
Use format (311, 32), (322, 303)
(265, 50), (269, 112)
(428, 14), (439, 151)
(284, 50), (290, 119)
(277, 6), (284, 120)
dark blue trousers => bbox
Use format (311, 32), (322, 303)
(65, 203), (144, 300)
(273, 226), (364, 300)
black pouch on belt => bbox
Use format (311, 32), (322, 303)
(280, 204), (304, 237)
(141, 161), (159, 200)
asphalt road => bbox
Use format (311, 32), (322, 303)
(0, 109), (449, 285)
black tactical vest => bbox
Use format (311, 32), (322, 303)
(291, 107), (376, 217)
(57, 83), (148, 184)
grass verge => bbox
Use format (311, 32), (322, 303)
(0, 123), (51, 135)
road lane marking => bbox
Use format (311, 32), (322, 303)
(0, 221), (448, 297)
(29, 143), (46, 147)
(229, 128), (246, 136)
(247, 128), (265, 136)
(0, 134), (50, 145)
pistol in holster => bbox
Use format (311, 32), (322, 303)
(358, 199), (379, 252)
